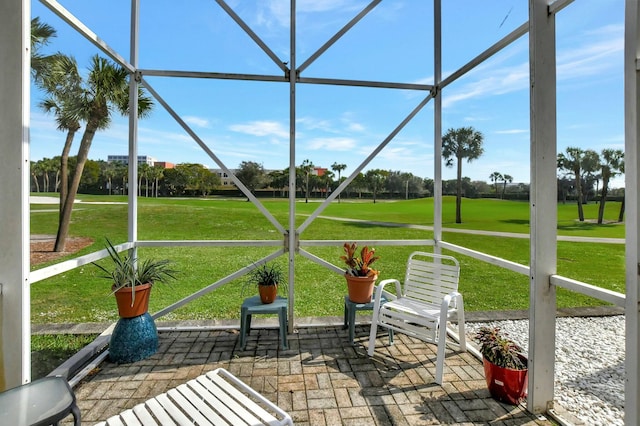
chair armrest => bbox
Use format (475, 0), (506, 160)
(380, 289), (397, 301)
(441, 291), (463, 312)
(373, 279), (401, 307)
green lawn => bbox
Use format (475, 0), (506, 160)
(30, 194), (625, 324)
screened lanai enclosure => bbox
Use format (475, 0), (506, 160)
(1, 0), (640, 423)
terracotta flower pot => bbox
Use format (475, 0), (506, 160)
(259, 284), (278, 304)
(345, 274), (377, 303)
(113, 283), (152, 318)
(482, 356), (528, 405)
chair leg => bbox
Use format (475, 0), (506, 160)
(367, 320), (378, 356)
(71, 402), (81, 426)
(240, 307), (248, 349)
(435, 319), (447, 385)
(279, 307), (288, 350)
(343, 298), (348, 329)
(457, 301), (466, 352)
(348, 304), (357, 345)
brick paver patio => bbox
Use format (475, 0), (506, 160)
(67, 321), (553, 425)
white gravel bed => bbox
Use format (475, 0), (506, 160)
(466, 315), (625, 426)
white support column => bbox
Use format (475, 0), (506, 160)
(433, 0), (443, 244)
(128, 0), (140, 245)
(287, 0), (297, 333)
(528, 0), (557, 413)
(0, 0), (31, 389)
(624, 0), (640, 423)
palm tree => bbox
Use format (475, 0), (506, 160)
(30, 17), (57, 84)
(149, 165), (165, 198)
(489, 172), (502, 197)
(597, 149), (624, 224)
(54, 55), (154, 252)
(331, 162), (347, 203)
(442, 127), (485, 223)
(557, 147), (597, 222)
(102, 161), (117, 195)
(138, 163), (151, 197)
(30, 161), (41, 192)
(618, 160), (625, 222)
(40, 157), (57, 192)
(501, 174), (513, 199)
(31, 18), (82, 209)
(39, 54), (83, 213)
(581, 150), (600, 203)
(299, 159), (315, 203)
(319, 170), (335, 198)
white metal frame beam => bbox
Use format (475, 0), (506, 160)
(39, 0), (133, 72)
(287, 0), (297, 332)
(0, 0), (31, 389)
(528, 0), (558, 413)
(128, 0), (140, 255)
(433, 0), (443, 245)
(625, 0), (640, 423)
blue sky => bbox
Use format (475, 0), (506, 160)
(30, 0), (625, 187)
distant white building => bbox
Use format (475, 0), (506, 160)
(209, 167), (279, 187)
(108, 155), (157, 166)
(210, 168), (238, 187)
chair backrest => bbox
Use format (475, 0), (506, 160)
(403, 251), (460, 306)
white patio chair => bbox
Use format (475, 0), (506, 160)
(367, 251), (466, 385)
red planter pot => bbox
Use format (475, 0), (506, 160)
(345, 274), (377, 303)
(482, 357), (528, 405)
(113, 283), (152, 318)
(258, 284), (278, 304)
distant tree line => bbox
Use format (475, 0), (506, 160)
(29, 157), (433, 200)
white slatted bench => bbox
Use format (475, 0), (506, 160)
(96, 368), (293, 425)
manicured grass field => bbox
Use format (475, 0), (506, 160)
(30, 194), (625, 324)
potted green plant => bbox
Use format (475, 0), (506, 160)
(243, 263), (287, 304)
(475, 326), (528, 405)
(340, 242), (380, 303)
(93, 239), (178, 318)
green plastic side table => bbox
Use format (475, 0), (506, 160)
(344, 294), (394, 345)
(240, 295), (288, 350)
(0, 376), (81, 426)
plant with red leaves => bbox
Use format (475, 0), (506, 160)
(340, 242), (380, 277)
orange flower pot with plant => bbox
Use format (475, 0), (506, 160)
(341, 242), (380, 303)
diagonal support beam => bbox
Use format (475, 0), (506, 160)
(215, 0), (289, 74)
(441, 21), (528, 90)
(151, 249), (285, 319)
(39, 0), (134, 73)
(297, 0), (381, 74)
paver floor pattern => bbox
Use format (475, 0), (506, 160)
(71, 325), (551, 425)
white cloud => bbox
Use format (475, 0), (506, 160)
(138, 126), (194, 146)
(297, 117), (335, 132)
(259, 0), (365, 27)
(306, 136), (357, 151)
(340, 112), (366, 132)
(346, 122), (365, 132)
(183, 116), (210, 128)
(229, 120), (289, 138)
(442, 24), (621, 109)
(556, 35), (622, 81)
(443, 61), (529, 108)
